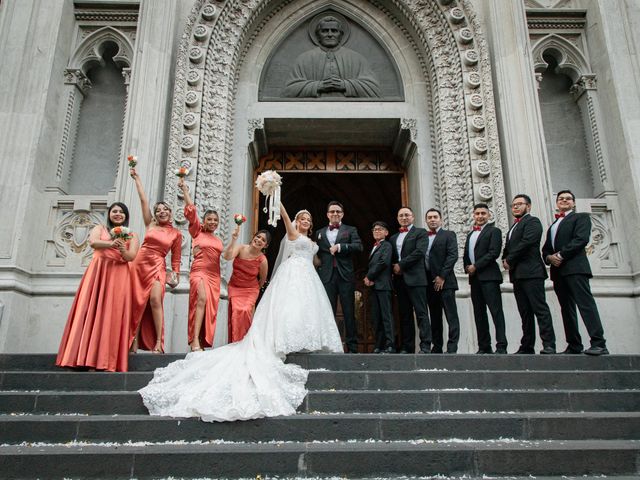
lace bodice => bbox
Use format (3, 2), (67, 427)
(285, 235), (318, 261)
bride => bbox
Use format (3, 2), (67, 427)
(139, 203), (344, 422)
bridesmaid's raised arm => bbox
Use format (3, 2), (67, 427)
(223, 225), (242, 261)
(280, 203), (297, 241)
(130, 168), (153, 228)
(178, 177), (193, 206)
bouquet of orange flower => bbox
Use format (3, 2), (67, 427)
(174, 167), (190, 178)
(127, 155), (137, 177)
(110, 226), (132, 240)
(233, 213), (247, 225)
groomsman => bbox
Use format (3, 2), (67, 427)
(390, 207), (431, 353)
(424, 208), (460, 353)
(542, 190), (608, 355)
(364, 221), (395, 353)
(502, 194), (556, 354)
(463, 203), (507, 354)
(316, 201), (363, 353)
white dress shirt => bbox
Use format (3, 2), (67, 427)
(550, 210), (573, 249)
(395, 225), (413, 260)
(468, 224), (485, 265)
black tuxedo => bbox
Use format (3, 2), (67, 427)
(366, 240), (394, 350)
(389, 226), (431, 353)
(317, 223), (362, 352)
(463, 224), (507, 353)
(502, 214), (556, 352)
(542, 212), (606, 351)
(425, 229), (460, 353)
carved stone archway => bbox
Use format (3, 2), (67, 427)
(165, 0), (506, 257)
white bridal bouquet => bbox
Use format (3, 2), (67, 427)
(255, 170), (282, 227)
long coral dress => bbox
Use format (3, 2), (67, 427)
(56, 226), (134, 372)
(130, 225), (182, 351)
(227, 254), (266, 343)
(184, 204), (223, 348)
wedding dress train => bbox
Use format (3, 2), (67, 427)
(139, 235), (343, 422)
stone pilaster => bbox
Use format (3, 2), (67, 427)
(117, 0), (180, 235)
(481, 0), (553, 222)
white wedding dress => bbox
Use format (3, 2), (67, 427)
(139, 234), (344, 422)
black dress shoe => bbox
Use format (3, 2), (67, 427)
(584, 346), (609, 356)
(514, 349), (534, 354)
(430, 348), (443, 354)
(495, 348), (507, 354)
(383, 347), (396, 354)
(399, 349), (410, 354)
(476, 349), (493, 354)
(540, 347), (556, 355)
(419, 348), (431, 354)
(561, 347), (583, 354)
(372, 348), (382, 354)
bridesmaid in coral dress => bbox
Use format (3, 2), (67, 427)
(130, 169), (182, 353)
(56, 202), (140, 372)
(223, 225), (270, 343)
(177, 177), (223, 351)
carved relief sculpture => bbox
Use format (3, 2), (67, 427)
(282, 13), (381, 98)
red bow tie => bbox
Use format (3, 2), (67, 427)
(555, 212), (566, 219)
(472, 226), (481, 231)
(513, 217), (521, 224)
(373, 241), (381, 248)
(399, 227), (409, 233)
(329, 223), (340, 231)
(428, 230), (437, 236)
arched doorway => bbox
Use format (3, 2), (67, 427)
(254, 144), (406, 352)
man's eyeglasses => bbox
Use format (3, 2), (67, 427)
(328, 210), (343, 214)
(511, 202), (527, 208)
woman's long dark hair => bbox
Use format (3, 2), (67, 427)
(106, 202), (130, 229)
(254, 229), (272, 252)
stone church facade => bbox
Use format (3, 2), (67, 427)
(1, 0), (639, 353)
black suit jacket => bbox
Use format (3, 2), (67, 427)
(366, 240), (393, 291)
(463, 224), (503, 283)
(389, 226), (428, 287)
(426, 229), (458, 290)
(502, 214), (547, 282)
(542, 212), (593, 281)
(316, 223), (362, 283)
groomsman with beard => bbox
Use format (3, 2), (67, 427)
(390, 207), (431, 353)
(424, 208), (460, 353)
(364, 221), (395, 353)
(502, 194), (556, 354)
(316, 201), (363, 353)
(463, 203), (507, 354)
(542, 190), (608, 355)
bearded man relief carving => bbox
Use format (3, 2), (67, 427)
(282, 14), (381, 98)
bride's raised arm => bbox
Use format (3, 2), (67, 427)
(280, 203), (298, 241)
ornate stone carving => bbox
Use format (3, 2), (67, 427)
(64, 68), (92, 94)
(569, 74), (597, 100)
(46, 205), (107, 268)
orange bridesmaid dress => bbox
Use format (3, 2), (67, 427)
(184, 204), (223, 348)
(130, 225), (182, 351)
(227, 254), (266, 343)
(56, 227), (133, 372)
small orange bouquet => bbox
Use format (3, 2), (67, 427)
(174, 167), (190, 178)
(127, 155), (137, 177)
(110, 226), (132, 240)
(233, 213), (247, 225)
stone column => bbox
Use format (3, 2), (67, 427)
(480, 0), (553, 223)
(0, 1), (68, 262)
(117, 0), (180, 234)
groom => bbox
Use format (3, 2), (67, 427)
(316, 201), (363, 353)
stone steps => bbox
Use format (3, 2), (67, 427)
(3, 369), (639, 391)
(1, 412), (639, 444)
(1, 353), (638, 478)
(1, 440), (638, 479)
